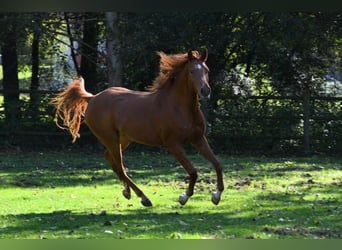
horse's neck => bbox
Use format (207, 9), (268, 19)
(168, 75), (200, 115)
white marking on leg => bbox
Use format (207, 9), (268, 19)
(179, 192), (189, 205)
(211, 191), (221, 205)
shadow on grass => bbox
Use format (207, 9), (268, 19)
(0, 151), (217, 189)
(0, 209), (237, 239)
(0, 151), (341, 239)
(252, 186), (341, 239)
(2, 151), (340, 189)
(0, 197), (340, 239)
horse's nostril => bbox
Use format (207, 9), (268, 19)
(201, 85), (211, 98)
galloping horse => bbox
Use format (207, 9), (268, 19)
(51, 49), (224, 207)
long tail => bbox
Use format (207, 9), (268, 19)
(50, 77), (93, 142)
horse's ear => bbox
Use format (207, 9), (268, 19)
(188, 50), (194, 61)
(201, 48), (208, 62)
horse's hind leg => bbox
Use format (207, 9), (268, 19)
(103, 140), (152, 207)
(104, 150), (131, 200)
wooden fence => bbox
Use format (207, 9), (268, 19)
(1, 90), (342, 154)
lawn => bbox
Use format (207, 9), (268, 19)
(0, 149), (341, 239)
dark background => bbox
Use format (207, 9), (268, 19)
(0, 12), (341, 156)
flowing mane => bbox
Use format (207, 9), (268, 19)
(148, 50), (202, 92)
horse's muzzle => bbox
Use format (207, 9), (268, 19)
(201, 85), (211, 98)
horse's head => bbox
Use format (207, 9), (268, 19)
(187, 48), (211, 99)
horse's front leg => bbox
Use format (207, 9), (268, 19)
(168, 145), (197, 205)
(193, 136), (224, 205)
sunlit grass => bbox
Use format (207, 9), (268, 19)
(0, 150), (341, 239)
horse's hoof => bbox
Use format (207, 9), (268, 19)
(178, 192), (189, 206)
(141, 198), (152, 207)
(211, 191), (221, 205)
(122, 189), (131, 200)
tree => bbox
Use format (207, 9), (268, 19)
(0, 14), (20, 126)
(79, 12), (102, 93)
(105, 12), (122, 87)
(259, 12), (342, 154)
(29, 14), (43, 120)
(64, 12), (81, 76)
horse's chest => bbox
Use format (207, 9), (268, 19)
(176, 115), (205, 140)
(158, 105), (205, 144)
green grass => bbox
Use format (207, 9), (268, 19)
(0, 150), (341, 239)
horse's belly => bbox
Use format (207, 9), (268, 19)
(122, 128), (163, 147)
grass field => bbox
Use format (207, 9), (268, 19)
(0, 149), (341, 239)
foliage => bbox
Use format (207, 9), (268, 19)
(211, 96), (303, 154)
(0, 151), (340, 239)
(0, 12), (341, 155)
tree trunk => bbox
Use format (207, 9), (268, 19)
(105, 12), (122, 87)
(302, 85), (311, 155)
(29, 26), (40, 120)
(64, 13), (81, 76)
(1, 28), (20, 126)
(80, 13), (99, 93)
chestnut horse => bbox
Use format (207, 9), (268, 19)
(51, 49), (224, 207)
